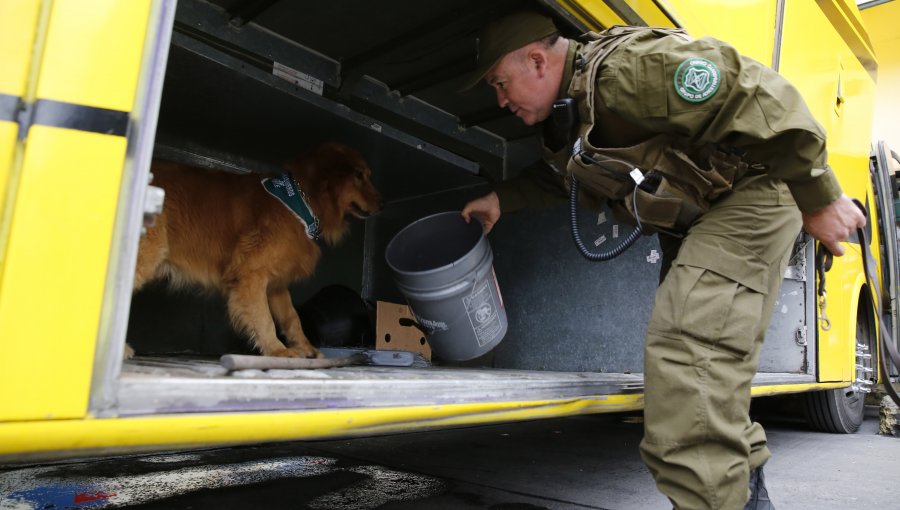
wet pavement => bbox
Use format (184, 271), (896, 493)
(1, 400), (898, 509)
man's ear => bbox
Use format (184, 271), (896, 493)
(529, 48), (548, 76)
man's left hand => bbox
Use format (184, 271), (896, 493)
(802, 194), (867, 256)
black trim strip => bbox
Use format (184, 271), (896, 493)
(31, 98), (129, 137)
(0, 93), (20, 123)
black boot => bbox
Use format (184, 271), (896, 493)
(744, 465), (775, 509)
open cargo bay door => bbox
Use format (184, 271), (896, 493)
(107, 0), (824, 417)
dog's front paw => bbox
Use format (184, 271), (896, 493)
(271, 345), (323, 359)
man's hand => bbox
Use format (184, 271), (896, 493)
(462, 192), (501, 234)
(801, 194), (867, 256)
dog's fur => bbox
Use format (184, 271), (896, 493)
(131, 143), (382, 358)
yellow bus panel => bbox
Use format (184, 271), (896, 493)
(658, 0), (776, 64)
(0, 127), (127, 421)
(861, 0), (900, 151)
(0, 0), (43, 97)
(779, 1), (877, 382)
(36, 0), (151, 111)
(0, 123), (17, 241)
(0, 0), (44, 259)
(0, 396), (644, 460)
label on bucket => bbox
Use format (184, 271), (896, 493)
(463, 280), (503, 347)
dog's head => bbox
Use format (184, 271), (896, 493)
(287, 143), (383, 242)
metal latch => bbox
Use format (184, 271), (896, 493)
(794, 326), (808, 346)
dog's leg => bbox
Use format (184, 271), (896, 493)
(133, 213), (168, 291)
(227, 275), (317, 358)
(268, 289), (321, 358)
(128, 213), (168, 359)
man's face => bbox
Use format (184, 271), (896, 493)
(486, 47), (558, 126)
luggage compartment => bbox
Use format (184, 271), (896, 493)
(112, 0), (816, 417)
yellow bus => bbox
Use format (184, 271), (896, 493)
(1, 0), (896, 462)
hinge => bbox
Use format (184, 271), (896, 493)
(142, 184), (166, 235)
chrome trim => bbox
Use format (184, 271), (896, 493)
(112, 358), (818, 417)
(89, 0), (178, 415)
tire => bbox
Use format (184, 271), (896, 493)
(803, 294), (876, 433)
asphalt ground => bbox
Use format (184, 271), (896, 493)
(1, 398), (898, 509)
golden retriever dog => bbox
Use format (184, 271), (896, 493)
(131, 143), (382, 359)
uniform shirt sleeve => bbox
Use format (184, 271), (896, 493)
(597, 33), (842, 212)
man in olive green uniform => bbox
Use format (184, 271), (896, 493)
(460, 9), (866, 510)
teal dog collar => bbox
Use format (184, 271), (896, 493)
(261, 173), (321, 240)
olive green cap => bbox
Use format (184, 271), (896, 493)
(458, 10), (559, 91)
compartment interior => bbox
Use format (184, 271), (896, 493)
(119, 0), (817, 415)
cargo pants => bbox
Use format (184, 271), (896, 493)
(639, 174), (802, 510)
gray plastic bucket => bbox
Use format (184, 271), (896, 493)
(385, 211), (507, 361)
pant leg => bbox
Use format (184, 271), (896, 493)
(656, 235), (775, 473)
(639, 177), (802, 510)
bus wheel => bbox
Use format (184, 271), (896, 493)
(803, 294), (875, 433)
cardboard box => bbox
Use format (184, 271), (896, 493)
(375, 301), (431, 360)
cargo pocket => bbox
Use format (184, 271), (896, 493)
(662, 236), (771, 359)
(718, 278), (765, 358)
(627, 184), (682, 230)
(657, 144), (743, 207)
(704, 149), (744, 198)
(651, 265), (765, 359)
(625, 176), (707, 232)
(568, 152), (633, 199)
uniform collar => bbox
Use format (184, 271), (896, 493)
(558, 40), (583, 100)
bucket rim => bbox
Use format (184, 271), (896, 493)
(385, 210), (487, 277)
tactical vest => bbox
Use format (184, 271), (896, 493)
(548, 26), (750, 233)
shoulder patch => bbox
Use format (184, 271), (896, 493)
(674, 57), (720, 103)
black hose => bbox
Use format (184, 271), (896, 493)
(569, 175), (642, 261)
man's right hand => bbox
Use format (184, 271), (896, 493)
(462, 192), (501, 234)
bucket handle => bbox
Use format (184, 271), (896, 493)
(399, 317), (432, 336)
